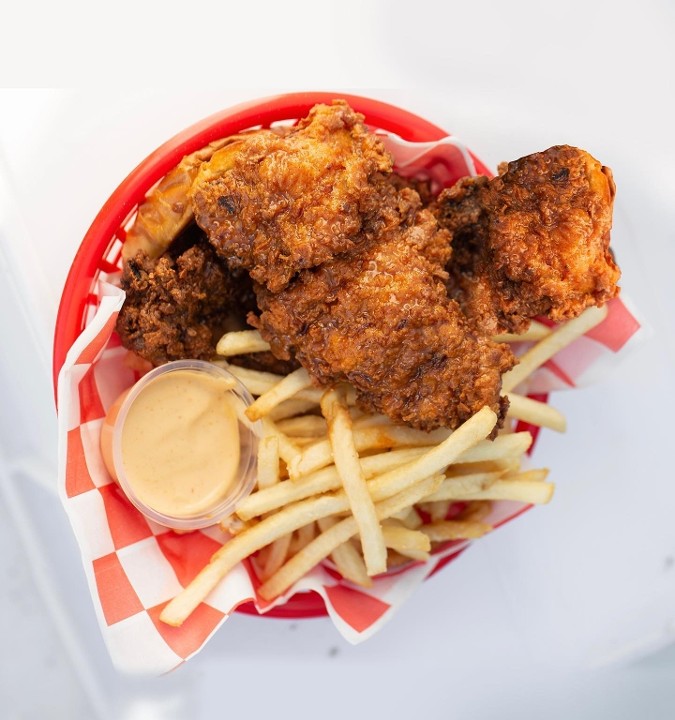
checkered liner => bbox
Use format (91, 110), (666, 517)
(56, 136), (642, 674)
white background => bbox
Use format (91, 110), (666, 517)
(1, 1), (674, 718)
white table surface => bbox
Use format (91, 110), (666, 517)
(1, 7), (674, 717)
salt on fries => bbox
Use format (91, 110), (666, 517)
(160, 311), (601, 626)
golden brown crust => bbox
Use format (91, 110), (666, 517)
(436, 145), (620, 334)
(116, 110), (619, 435)
(190, 101), (393, 292)
(123, 130), (284, 261)
(253, 189), (514, 431)
(116, 242), (237, 365)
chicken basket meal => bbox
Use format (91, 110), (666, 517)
(68, 99), (622, 632)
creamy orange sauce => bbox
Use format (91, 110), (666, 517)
(100, 388), (129, 481)
(119, 370), (240, 518)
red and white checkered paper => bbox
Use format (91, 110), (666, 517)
(57, 135), (643, 674)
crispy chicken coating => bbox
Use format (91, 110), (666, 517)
(253, 189), (514, 431)
(117, 228), (299, 373)
(119, 106), (619, 433)
(436, 145), (620, 335)
(117, 240), (237, 365)
(191, 101), (393, 292)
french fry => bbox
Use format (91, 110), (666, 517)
(225, 364), (360, 407)
(161, 406), (498, 624)
(216, 329), (271, 356)
(293, 437), (318, 447)
(396, 506), (424, 530)
(387, 549), (421, 568)
(318, 516), (372, 588)
(219, 514), (256, 535)
(260, 418), (301, 466)
(424, 469), (550, 504)
(457, 478), (554, 504)
(321, 386), (386, 576)
(428, 500), (452, 523)
(503, 468), (549, 483)
(161, 493), (349, 626)
(456, 432), (533, 463)
(381, 525), (431, 556)
(421, 520), (492, 542)
(239, 430), (526, 522)
(256, 435), (280, 490)
(498, 418), (516, 435)
(502, 305), (608, 392)
(161, 417), (479, 626)
(506, 393), (567, 433)
(446, 458), (520, 477)
(260, 534), (292, 580)
(492, 320), (552, 343)
(226, 364), (324, 404)
(352, 413), (395, 429)
(253, 544), (271, 571)
(267, 398), (319, 421)
(276, 415), (327, 438)
(258, 474), (444, 600)
(288, 425), (452, 480)
(236, 447), (427, 521)
(381, 517), (406, 528)
(289, 522), (317, 555)
(246, 368), (314, 421)
(458, 500), (493, 523)
(288, 428), (529, 485)
(423, 470), (504, 502)
(224, 365), (285, 396)
(365, 406), (498, 501)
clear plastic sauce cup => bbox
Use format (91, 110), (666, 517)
(100, 360), (260, 530)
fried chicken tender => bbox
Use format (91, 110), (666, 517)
(253, 189), (514, 431)
(117, 239), (241, 365)
(191, 101), (393, 292)
(436, 145), (620, 335)
(117, 226), (299, 373)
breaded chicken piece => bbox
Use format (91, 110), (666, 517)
(117, 241), (238, 365)
(253, 189), (514, 431)
(121, 133), (268, 262)
(117, 229), (298, 374)
(191, 101), (393, 292)
(436, 145), (620, 335)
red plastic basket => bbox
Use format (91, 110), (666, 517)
(52, 92), (493, 619)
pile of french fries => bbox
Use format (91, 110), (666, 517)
(159, 306), (607, 626)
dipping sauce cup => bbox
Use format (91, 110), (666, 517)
(102, 360), (260, 530)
